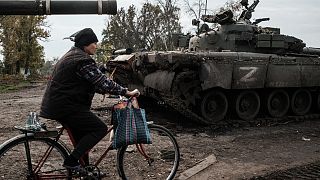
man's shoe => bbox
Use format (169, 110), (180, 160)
(63, 163), (87, 177)
(63, 155), (81, 170)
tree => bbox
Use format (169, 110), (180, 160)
(103, 5), (146, 50)
(0, 15), (49, 75)
(0, 60), (4, 75)
(137, 3), (165, 50)
(183, 0), (242, 19)
(40, 56), (58, 77)
(94, 43), (114, 64)
(154, 0), (182, 50)
(102, 1), (181, 52)
(183, 0), (209, 20)
(183, 0), (243, 33)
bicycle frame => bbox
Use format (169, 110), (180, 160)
(91, 126), (114, 167)
(22, 123), (151, 179)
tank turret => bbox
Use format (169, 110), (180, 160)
(189, 0), (308, 55)
(0, 0), (117, 15)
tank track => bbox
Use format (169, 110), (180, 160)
(171, 71), (201, 107)
(158, 91), (320, 128)
(160, 93), (211, 125)
(158, 71), (214, 125)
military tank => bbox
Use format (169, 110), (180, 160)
(108, 0), (320, 125)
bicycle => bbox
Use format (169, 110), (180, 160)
(0, 100), (180, 179)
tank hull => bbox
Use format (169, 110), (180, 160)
(107, 51), (320, 124)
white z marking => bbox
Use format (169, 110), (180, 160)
(239, 67), (258, 82)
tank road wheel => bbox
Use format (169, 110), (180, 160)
(236, 91), (260, 121)
(291, 89), (312, 115)
(317, 93), (320, 111)
(267, 89), (290, 118)
(200, 90), (228, 123)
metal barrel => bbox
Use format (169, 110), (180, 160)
(303, 47), (320, 56)
(113, 48), (134, 55)
(0, 0), (117, 15)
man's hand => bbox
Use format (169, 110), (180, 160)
(125, 89), (140, 97)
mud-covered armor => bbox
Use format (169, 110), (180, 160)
(106, 0), (320, 125)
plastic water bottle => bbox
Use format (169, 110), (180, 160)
(25, 112), (35, 130)
(33, 113), (42, 131)
(25, 112), (41, 131)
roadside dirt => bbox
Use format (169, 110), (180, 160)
(1, 84), (320, 179)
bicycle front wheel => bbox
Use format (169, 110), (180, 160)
(0, 134), (71, 180)
(117, 124), (180, 180)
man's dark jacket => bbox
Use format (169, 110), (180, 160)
(40, 47), (96, 119)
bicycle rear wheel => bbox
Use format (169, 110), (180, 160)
(117, 124), (180, 180)
(0, 134), (71, 180)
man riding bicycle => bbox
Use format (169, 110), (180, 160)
(40, 28), (139, 170)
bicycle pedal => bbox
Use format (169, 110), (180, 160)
(72, 171), (88, 178)
(100, 172), (108, 178)
(83, 165), (108, 179)
(67, 166), (87, 176)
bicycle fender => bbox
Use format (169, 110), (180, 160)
(0, 133), (34, 149)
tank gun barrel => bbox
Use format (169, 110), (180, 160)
(252, 17), (270, 25)
(113, 48), (133, 56)
(0, 0), (117, 15)
(303, 47), (320, 56)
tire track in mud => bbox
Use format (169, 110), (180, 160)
(251, 161), (320, 179)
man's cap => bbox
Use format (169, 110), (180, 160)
(69, 28), (98, 48)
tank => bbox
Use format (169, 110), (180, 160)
(0, 0), (117, 15)
(106, 0), (320, 125)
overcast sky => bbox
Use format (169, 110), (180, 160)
(40, 0), (320, 60)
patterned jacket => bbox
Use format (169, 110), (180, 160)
(40, 46), (126, 119)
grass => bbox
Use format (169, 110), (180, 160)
(0, 81), (33, 93)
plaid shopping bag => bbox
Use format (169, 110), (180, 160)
(112, 97), (152, 149)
